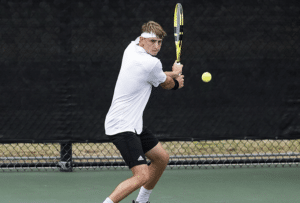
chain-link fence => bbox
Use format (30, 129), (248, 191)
(1, 140), (299, 171)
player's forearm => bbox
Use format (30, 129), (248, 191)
(160, 75), (176, 90)
(164, 71), (180, 79)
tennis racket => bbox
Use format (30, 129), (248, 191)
(174, 3), (184, 65)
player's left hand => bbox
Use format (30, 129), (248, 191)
(177, 74), (184, 89)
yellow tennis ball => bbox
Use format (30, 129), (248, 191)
(202, 72), (212, 82)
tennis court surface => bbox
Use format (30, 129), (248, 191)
(1, 166), (299, 203)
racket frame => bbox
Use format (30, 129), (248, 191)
(174, 3), (183, 64)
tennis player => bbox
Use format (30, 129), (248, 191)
(103, 21), (184, 203)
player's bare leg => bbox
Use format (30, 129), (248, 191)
(143, 143), (169, 190)
(109, 164), (150, 203)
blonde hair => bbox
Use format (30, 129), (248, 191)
(141, 21), (167, 39)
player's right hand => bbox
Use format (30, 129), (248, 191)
(172, 61), (183, 76)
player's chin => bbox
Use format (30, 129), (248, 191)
(152, 51), (159, 56)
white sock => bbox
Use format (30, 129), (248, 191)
(103, 197), (114, 203)
(136, 186), (152, 203)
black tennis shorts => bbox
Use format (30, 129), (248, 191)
(108, 127), (159, 169)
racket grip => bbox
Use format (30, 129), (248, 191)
(176, 62), (182, 75)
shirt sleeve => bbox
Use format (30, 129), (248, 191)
(147, 60), (167, 87)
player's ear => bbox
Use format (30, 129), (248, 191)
(139, 37), (145, 47)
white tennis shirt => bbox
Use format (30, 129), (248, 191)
(104, 37), (167, 135)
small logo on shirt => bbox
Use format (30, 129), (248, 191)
(138, 156), (144, 161)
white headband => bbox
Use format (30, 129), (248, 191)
(141, 32), (158, 38)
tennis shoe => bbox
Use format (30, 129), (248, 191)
(132, 201), (150, 203)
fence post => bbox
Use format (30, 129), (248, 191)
(59, 143), (72, 172)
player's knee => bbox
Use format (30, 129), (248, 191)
(156, 152), (169, 168)
(162, 153), (169, 166)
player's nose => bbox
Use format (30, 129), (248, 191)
(155, 41), (160, 48)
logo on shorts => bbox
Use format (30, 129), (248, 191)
(138, 155), (144, 161)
